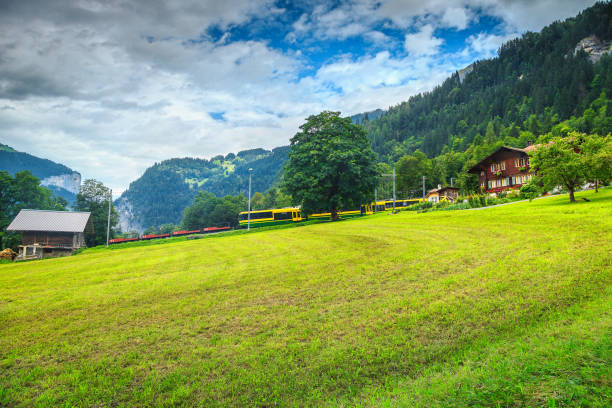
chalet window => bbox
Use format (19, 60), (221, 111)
(515, 157), (529, 167)
(490, 179), (504, 188)
(490, 162), (506, 172)
(515, 174), (532, 184)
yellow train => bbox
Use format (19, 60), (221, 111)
(238, 199), (422, 228)
(374, 198), (423, 212)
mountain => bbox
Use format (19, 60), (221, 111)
(361, 1), (612, 163)
(116, 146), (289, 232)
(350, 109), (384, 125)
(0, 143), (81, 204)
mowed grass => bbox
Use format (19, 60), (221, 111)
(1, 189), (611, 407)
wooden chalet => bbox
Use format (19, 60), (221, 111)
(6, 209), (93, 260)
(426, 185), (459, 203)
(468, 145), (536, 193)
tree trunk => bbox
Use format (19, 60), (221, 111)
(331, 208), (339, 221)
(595, 178), (599, 193)
(569, 187), (575, 202)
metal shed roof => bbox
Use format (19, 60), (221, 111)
(6, 209), (93, 233)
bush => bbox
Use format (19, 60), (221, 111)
(467, 196), (480, 208)
(407, 201), (434, 211)
(507, 189), (521, 199)
(520, 183), (539, 201)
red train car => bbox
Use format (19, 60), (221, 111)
(108, 237), (140, 244)
(202, 226), (231, 233)
(172, 230), (202, 237)
(141, 233), (171, 240)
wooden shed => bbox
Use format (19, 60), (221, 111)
(6, 209), (93, 260)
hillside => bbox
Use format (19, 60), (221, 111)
(0, 143), (81, 204)
(0, 189), (610, 406)
(116, 146), (289, 232)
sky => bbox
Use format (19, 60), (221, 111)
(0, 0), (598, 195)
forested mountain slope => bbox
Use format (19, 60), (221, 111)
(362, 1), (612, 163)
(0, 143), (81, 204)
(116, 146), (289, 232)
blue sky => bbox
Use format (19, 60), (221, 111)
(0, 0), (598, 193)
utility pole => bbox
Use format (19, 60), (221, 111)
(422, 176), (426, 200)
(374, 187), (377, 213)
(381, 170), (396, 211)
(106, 188), (112, 247)
(392, 166), (396, 212)
(247, 168), (253, 231)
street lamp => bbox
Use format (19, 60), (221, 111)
(106, 188), (112, 247)
(247, 168), (253, 231)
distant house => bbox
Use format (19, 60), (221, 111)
(426, 185), (459, 203)
(468, 145), (537, 193)
(6, 210), (93, 260)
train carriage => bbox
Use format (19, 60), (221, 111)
(309, 204), (374, 220)
(375, 199), (423, 211)
(238, 208), (302, 228)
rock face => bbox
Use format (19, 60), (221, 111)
(574, 35), (612, 63)
(458, 63), (474, 83)
(40, 172), (81, 194)
(115, 196), (143, 234)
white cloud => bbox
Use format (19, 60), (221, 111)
(464, 32), (517, 59)
(441, 7), (473, 30)
(404, 25), (444, 56)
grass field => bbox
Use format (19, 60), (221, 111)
(1, 189), (610, 407)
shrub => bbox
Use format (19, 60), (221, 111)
(467, 195), (480, 208)
(507, 189), (521, 199)
(486, 196), (498, 206)
(520, 183), (539, 201)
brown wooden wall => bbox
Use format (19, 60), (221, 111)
(476, 150), (532, 188)
(21, 231), (75, 247)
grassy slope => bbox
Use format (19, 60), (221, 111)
(0, 189), (610, 407)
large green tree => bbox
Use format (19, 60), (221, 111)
(283, 111), (378, 220)
(581, 134), (612, 192)
(395, 151), (433, 197)
(74, 179), (120, 246)
(529, 133), (586, 202)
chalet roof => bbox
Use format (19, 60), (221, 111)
(7, 210), (93, 233)
(467, 146), (529, 173)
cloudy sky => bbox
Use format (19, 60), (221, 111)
(0, 0), (597, 194)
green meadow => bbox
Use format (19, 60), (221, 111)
(1, 189), (610, 407)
